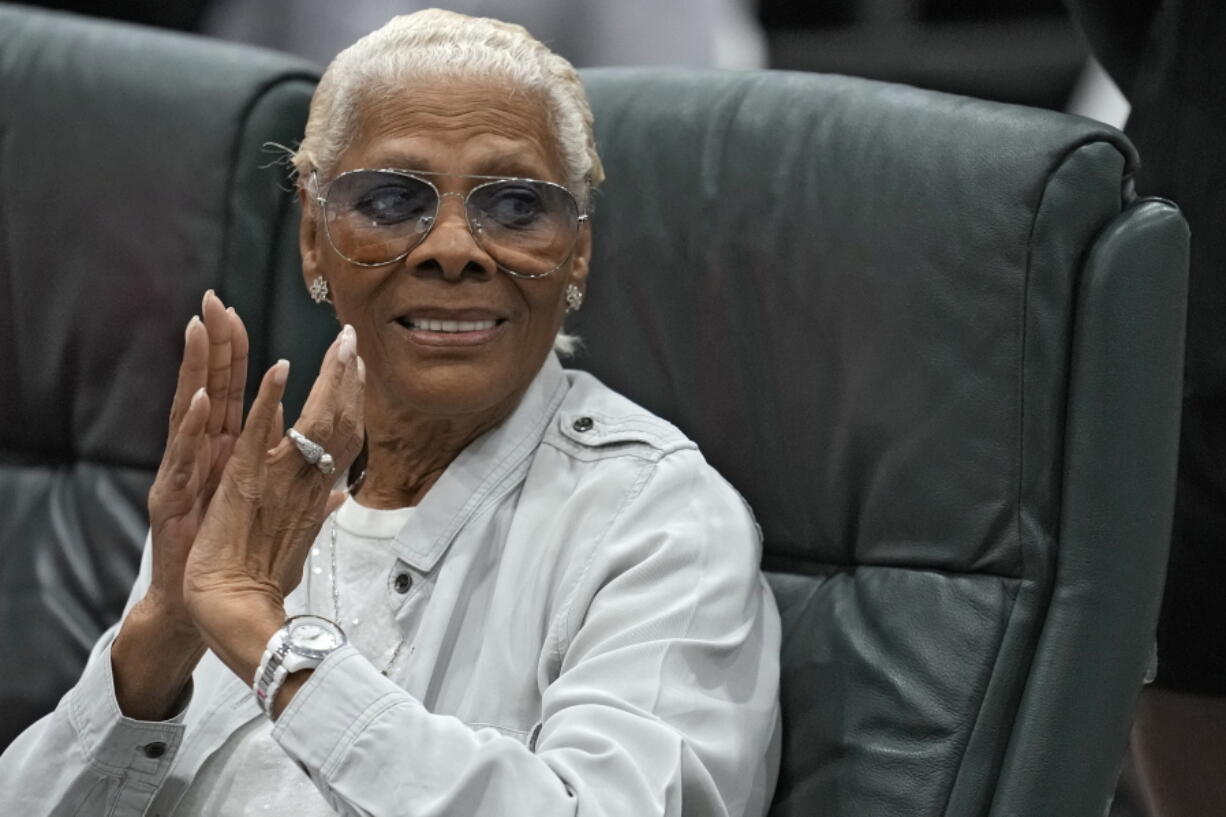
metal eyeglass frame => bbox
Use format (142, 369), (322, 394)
(310, 168), (590, 280)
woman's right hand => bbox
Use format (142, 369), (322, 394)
(141, 290), (250, 635)
(111, 291), (249, 720)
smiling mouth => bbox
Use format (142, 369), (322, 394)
(392, 313), (509, 347)
(396, 317), (503, 333)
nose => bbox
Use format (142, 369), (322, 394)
(408, 192), (496, 281)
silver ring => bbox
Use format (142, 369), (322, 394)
(287, 428), (335, 475)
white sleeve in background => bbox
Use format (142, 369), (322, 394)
(201, 0), (767, 70)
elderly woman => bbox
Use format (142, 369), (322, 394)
(0, 10), (780, 817)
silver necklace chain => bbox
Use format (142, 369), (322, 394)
(328, 512), (409, 677)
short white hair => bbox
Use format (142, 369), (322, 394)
(293, 9), (604, 199)
(293, 9), (599, 356)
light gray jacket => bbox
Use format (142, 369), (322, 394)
(0, 354), (782, 817)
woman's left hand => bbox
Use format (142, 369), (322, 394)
(183, 324), (365, 683)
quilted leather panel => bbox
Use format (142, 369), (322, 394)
(768, 569), (1017, 817)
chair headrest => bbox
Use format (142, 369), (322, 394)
(574, 67), (1136, 572)
(0, 5), (317, 469)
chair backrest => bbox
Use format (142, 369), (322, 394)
(572, 68), (1187, 817)
(0, 4), (321, 748)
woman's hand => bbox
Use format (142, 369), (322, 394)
(111, 291), (248, 720)
(139, 291), (249, 633)
(183, 325), (365, 684)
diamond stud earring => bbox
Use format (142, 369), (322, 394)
(564, 283), (584, 313)
(309, 276), (331, 304)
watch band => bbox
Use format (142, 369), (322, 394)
(253, 639), (291, 716)
(252, 615), (346, 717)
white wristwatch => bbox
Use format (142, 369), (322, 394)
(253, 614), (346, 716)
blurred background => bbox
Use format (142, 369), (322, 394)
(13, 0), (1126, 125)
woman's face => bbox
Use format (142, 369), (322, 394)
(301, 79), (590, 424)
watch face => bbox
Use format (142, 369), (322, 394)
(287, 615), (346, 659)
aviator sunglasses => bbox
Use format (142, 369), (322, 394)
(311, 168), (589, 279)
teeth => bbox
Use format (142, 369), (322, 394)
(408, 318), (496, 333)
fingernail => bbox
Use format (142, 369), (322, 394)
(203, 289), (215, 309)
(356, 356), (366, 384)
(273, 359), (289, 386)
(226, 306), (236, 316)
(338, 325), (356, 364)
(190, 386), (206, 406)
(185, 315), (201, 338)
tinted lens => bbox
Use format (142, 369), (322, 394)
(323, 171), (437, 265)
(468, 180), (580, 276)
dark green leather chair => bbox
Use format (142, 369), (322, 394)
(0, 6), (1189, 816)
(0, 3), (321, 748)
(573, 69), (1188, 817)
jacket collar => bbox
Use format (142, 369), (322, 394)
(388, 353), (569, 571)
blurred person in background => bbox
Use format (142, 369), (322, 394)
(200, 0), (767, 69)
(1064, 2), (1226, 816)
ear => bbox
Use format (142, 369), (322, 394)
(568, 221), (592, 291)
(298, 185), (322, 291)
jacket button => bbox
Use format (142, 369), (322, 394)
(572, 416), (594, 432)
(394, 572), (413, 594)
(142, 741), (167, 759)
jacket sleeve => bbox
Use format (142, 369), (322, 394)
(271, 448), (783, 817)
(0, 533), (191, 817)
